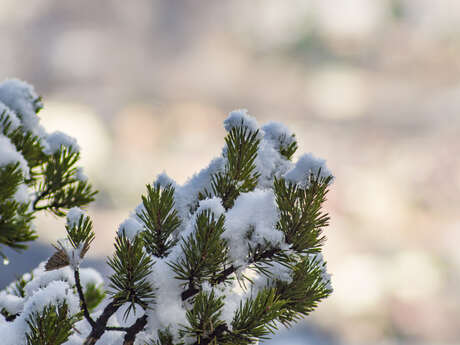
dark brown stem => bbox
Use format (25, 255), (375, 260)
(122, 315), (148, 345)
(74, 269), (96, 328)
(32, 188), (50, 210)
(181, 247), (281, 302)
(83, 300), (120, 345)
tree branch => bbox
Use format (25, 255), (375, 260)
(74, 268), (96, 328)
(181, 247), (281, 301)
(191, 324), (229, 345)
(83, 300), (120, 345)
(122, 314), (148, 345)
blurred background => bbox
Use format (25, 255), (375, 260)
(1, 1), (460, 344)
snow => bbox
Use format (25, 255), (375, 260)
(13, 183), (31, 204)
(155, 172), (176, 188)
(76, 167), (88, 181)
(174, 157), (225, 224)
(58, 238), (84, 269)
(79, 267), (104, 288)
(224, 109), (259, 132)
(283, 153), (333, 186)
(255, 139), (292, 189)
(261, 121), (296, 152)
(0, 79), (45, 138)
(66, 207), (85, 228)
(22, 280), (79, 316)
(195, 197), (225, 218)
(145, 258), (188, 341)
(223, 189), (285, 267)
(44, 130), (80, 154)
(0, 292), (23, 315)
(0, 102), (21, 132)
(118, 217), (143, 240)
(0, 134), (29, 178)
(0, 280), (79, 345)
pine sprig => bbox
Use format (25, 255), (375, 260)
(84, 282), (106, 312)
(229, 288), (286, 344)
(199, 122), (260, 210)
(274, 255), (332, 326)
(274, 171), (332, 254)
(182, 290), (226, 343)
(25, 302), (78, 345)
(66, 213), (95, 257)
(138, 183), (181, 258)
(0, 112), (46, 173)
(0, 164), (35, 257)
(169, 209), (228, 298)
(278, 133), (298, 160)
(107, 234), (156, 319)
(33, 146), (97, 216)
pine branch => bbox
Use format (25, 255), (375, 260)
(74, 269), (96, 328)
(107, 234), (156, 319)
(182, 290), (225, 343)
(123, 314), (148, 345)
(181, 246), (282, 302)
(199, 122), (260, 210)
(83, 300), (120, 345)
(274, 171), (332, 254)
(25, 302), (78, 345)
(229, 288), (286, 343)
(170, 209), (227, 299)
(138, 183), (181, 258)
(274, 255), (332, 326)
(33, 147), (97, 216)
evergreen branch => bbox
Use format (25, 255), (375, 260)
(182, 290), (225, 343)
(274, 171), (332, 254)
(83, 300), (120, 345)
(66, 213), (95, 258)
(107, 234), (156, 320)
(33, 146), (97, 216)
(138, 183), (181, 258)
(229, 288), (286, 343)
(170, 209), (227, 299)
(74, 269), (96, 328)
(123, 314), (148, 345)
(278, 133), (298, 160)
(181, 247), (282, 301)
(190, 324), (229, 345)
(274, 255), (332, 326)
(25, 302), (78, 345)
(199, 122), (260, 210)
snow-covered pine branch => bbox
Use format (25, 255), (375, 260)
(0, 83), (334, 345)
(0, 78), (97, 262)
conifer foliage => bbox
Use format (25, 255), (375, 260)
(0, 78), (96, 262)
(0, 81), (334, 345)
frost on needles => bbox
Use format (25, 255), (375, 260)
(0, 84), (334, 345)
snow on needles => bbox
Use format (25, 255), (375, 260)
(45, 131), (80, 154)
(283, 153), (333, 186)
(0, 261), (104, 345)
(0, 102), (21, 132)
(0, 135), (29, 178)
(223, 109), (259, 132)
(0, 79), (44, 137)
(118, 217), (143, 240)
(66, 207), (86, 228)
(223, 189), (283, 267)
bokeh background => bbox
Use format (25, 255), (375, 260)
(1, 1), (460, 344)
